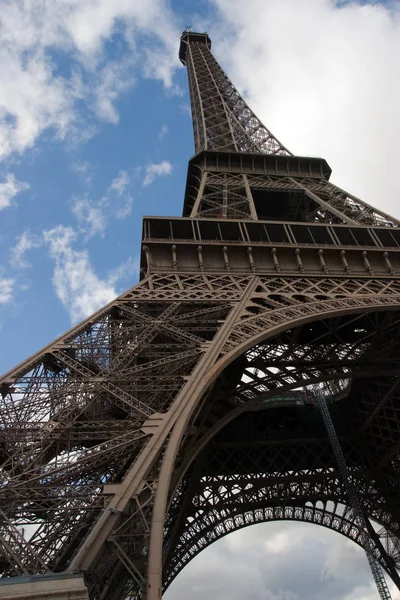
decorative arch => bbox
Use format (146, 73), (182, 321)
(171, 301), (400, 486)
(164, 502), (397, 591)
(220, 293), (400, 368)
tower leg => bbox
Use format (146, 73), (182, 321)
(145, 282), (258, 598)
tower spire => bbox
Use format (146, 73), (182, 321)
(180, 30), (399, 228)
(179, 30), (291, 156)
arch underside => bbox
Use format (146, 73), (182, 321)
(162, 307), (400, 592)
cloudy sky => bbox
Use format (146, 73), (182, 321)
(1, 0), (400, 598)
(166, 521), (392, 600)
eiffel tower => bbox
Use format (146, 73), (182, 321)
(1, 29), (400, 600)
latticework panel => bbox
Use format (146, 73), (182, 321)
(0, 275), (234, 597)
(295, 177), (400, 227)
(192, 170), (400, 226)
(194, 173), (252, 219)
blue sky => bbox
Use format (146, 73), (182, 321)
(0, 0), (198, 372)
(1, 1), (400, 598)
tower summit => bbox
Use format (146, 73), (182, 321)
(1, 30), (400, 600)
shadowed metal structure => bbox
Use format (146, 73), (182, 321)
(1, 29), (400, 600)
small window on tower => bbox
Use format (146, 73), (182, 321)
(171, 220), (194, 240)
(246, 222), (269, 242)
(150, 220), (172, 239)
(334, 227), (355, 246)
(375, 229), (399, 247)
(291, 225), (314, 244)
(389, 230), (400, 247)
(198, 221), (221, 240)
(219, 222), (242, 241)
(265, 223), (288, 243)
(308, 225), (334, 245)
(349, 228), (375, 246)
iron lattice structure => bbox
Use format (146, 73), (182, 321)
(1, 30), (400, 600)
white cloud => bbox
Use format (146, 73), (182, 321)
(10, 230), (42, 268)
(92, 59), (135, 124)
(107, 169), (133, 218)
(143, 160), (173, 186)
(158, 124), (169, 140)
(109, 170), (130, 196)
(179, 103), (192, 117)
(0, 173), (29, 210)
(211, 0), (400, 217)
(115, 195), (134, 219)
(43, 225), (139, 323)
(71, 160), (92, 187)
(108, 255), (140, 286)
(71, 169), (135, 235)
(0, 277), (14, 304)
(0, 50), (77, 158)
(72, 195), (107, 238)
(43, 225), (117, 323)
(0, 0), (181, 160)
(72, 161), (90, 174)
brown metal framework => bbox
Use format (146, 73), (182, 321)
(1, 29), (400, 600)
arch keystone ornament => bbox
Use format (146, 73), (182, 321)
(1, 30), (400, 600)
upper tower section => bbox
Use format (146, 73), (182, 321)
(179, 29), (291, 156)
(177, 30), (399, 228)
